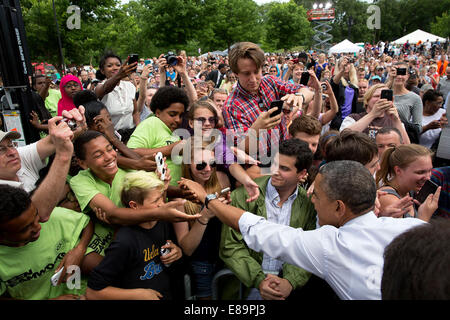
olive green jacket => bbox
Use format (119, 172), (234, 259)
(219, 175), (317, 293)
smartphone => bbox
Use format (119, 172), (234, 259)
(300, 72), (310, 86)
(380, 89), (393, 101)
(269, 100), (284, 117)
(396, 68), (407, 76)
(415, 179), (439, 203)
(219, 187), (230, 196)
(128, 54), (139, 72)
(144, 59), (151, 66)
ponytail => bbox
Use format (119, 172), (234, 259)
(376, 146), (396, 186)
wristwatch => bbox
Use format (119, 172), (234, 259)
(295, 92), (305, 105)
(204, 193), (218, 209)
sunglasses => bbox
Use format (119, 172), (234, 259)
(194, 117), (217, 125)
(195, 161), (216, 171)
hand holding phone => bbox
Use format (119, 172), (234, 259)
(128, 54), (139, 72)
(380, 89), (393, 101)
(155, 152), (166, 181)
(50, 267), (64, 286)
(300, 71), (310, 86)
(415, 179), (439, 204)
(269, 100), (284, 118)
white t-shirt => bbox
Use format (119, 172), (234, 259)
(420, 108), (446, 149)
(101, 80), (136, 131)
(0, 142), (46, 192)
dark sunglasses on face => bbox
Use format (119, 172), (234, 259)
(194, 117), (217, 125)
(196, 161), (216, 171)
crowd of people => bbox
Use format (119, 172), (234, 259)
(0, 37), (449, 301)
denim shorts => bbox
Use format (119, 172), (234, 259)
(190, 261), (216, 298)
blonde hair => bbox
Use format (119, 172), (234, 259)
(375, 144), (432, 187)
(335, 57), (358, 88)
(363, 83), (388, 109)
(182, 140), (222, 215)
(120, 171), (164, 207)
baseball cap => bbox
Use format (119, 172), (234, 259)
(0, 130), (21, 144)
(371, 75), (382, 81)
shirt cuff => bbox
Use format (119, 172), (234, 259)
(238, 211), (265, 237)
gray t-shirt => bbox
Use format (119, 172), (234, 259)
(437, 78), (450, 103)
(394, 91), (423, 132)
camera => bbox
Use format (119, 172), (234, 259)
(62, 118), (77, 131)
(321, 82), (328, 91)
(347, 58), (354, 64)
(164, 52), (178, 66)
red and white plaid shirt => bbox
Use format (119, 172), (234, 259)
(223, 75), (303, 154)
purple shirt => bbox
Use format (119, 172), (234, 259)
(342, 86), (355, 119)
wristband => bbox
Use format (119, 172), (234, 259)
(197, 219), (208, 226)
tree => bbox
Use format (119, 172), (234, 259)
(431, 11), (450, 38)
(194, 0), (263, 52)
(264, 1), (313, 51)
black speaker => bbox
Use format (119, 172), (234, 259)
(0, 0), (40, 144)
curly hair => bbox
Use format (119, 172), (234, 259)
(149, 86), (189, 113)
(0, 185), (32, 225)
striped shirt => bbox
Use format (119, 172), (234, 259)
(393, 91), (423, 132)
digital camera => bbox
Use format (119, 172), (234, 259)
(164, 52), (178, 66)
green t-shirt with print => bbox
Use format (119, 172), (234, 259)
(69, 167), (129, 256)
(127, 115), (182, 186)
(0, 207), (90, 300)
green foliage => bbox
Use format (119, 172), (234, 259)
(264, 1), (313, 51)
(19, 0), (449, 69)
(431, 11), (450, 38)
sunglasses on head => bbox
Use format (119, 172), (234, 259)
(194, 117), (217, 125)
(196, 161), (216, 171)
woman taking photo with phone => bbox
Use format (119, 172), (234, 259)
(94, 51), (140, 141)
(386, 62), (424, 143)
(376, 144), (438, 218)
(339, 84), (410, 143)
(330, 56), (359, 130)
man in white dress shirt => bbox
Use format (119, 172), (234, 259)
(179, 160), (440, 300)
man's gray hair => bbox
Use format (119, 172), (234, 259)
(318, 160), (376, 215)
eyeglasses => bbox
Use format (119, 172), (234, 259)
(194, 117), (217, 125)
(270, 59), (276, 61)
(64, 83), (81, 89)
(196, 161), (216, 171)
(0, 141), (18, 155)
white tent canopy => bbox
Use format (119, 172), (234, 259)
(328, 39), (364, 54)
(393, 29), (446, 45)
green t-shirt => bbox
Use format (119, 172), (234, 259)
(127, 115), (181, 186)
(70, 167), (129, 256)
(0, 207), (90, 300)
(45, 89), (61, 118)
